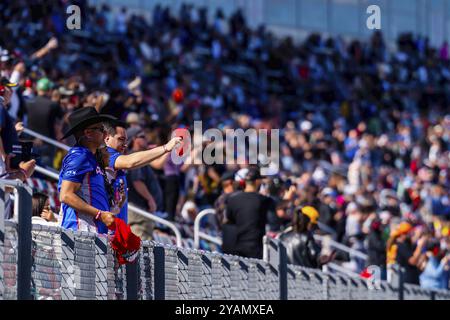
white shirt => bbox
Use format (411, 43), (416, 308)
(32, 216), (59, 226)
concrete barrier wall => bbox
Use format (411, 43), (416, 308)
(1, 222), (449, 300)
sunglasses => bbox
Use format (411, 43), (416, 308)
(87, 126), (106, 133)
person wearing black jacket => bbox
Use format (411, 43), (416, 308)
(367, 218), (387, 280)
(278, 206), (335, 268)
(222, 167), (273, 259)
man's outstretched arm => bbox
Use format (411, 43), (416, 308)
(114, 137), (181, 170)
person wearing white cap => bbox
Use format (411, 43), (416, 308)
(126, 112), (140, 128)
(300, 120), (312, 132)
(234, 167), (248, 190)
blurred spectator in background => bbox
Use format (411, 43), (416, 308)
(0, 77), (18, 168)
(418, 240), (450, 290)
(180, 191), (198, 224)
(214, 170), (236, 230)
(395, 223), (426, 285)
(25, 77), (63, 168)
(367, 218), (387, 280)
(317, 187), (337, 230)
(31, 192), (58, 225)
(150, 127), (183, 221)
(126, 127), (163, 240)
(278, 206), (335, 268)
(222, 167), (273, 259)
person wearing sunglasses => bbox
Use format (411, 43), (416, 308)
(58, 107), (120, 233)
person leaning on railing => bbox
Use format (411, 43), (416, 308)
(57, 107), (120, 233)
(277, 206), (336, 268)
(31, 192), (58, 226)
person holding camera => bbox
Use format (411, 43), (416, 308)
(0, 78), (36, 178)
(0, 78), (19, 170)
(0, 78), (36, 219)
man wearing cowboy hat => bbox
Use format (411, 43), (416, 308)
(58, 107), (120, 233)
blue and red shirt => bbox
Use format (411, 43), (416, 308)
(58, 145), (110, 233)
(107, 146), (128, 223)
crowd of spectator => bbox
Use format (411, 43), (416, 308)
(0, 1), (449, 289)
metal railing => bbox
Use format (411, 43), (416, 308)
(271, 225), (368, 262)
(327, 262), (363, 279)
(314, 234), (368, 261)
(193, 208), (222, 249)
(23, 128), (70, 151)
(317, 221), (338, 237)
(0, 179), (33, 299)
(191, 207), (368, 265)
(22, 127), (183, 247)
(128, 205), (182, 247)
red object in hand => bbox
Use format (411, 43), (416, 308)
(108, 218), (141, 265)
(360, 268), (372, 279)
(173, 127), (190, 157)
(172, 88), (184, 103)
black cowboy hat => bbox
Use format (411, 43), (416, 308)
(62, 107), (117, 139)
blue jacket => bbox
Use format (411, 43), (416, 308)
(419, 257), (449, 290)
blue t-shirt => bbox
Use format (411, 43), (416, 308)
(58, 146), (110, 233)
(107, 147), (128, 223)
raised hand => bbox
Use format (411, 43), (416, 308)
(164, 136), (183, 152)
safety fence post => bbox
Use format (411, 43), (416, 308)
(153, 244), (165, 300)
(0, 184), (5, 300)
(16, 184), (33, 300)
(398, 266), (404, 300)
(126, 260), (139, 300)
(263, 237), (288, 300)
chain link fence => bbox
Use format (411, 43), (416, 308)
(1, 180), (449, 300)
(2, 222), (450, 300)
